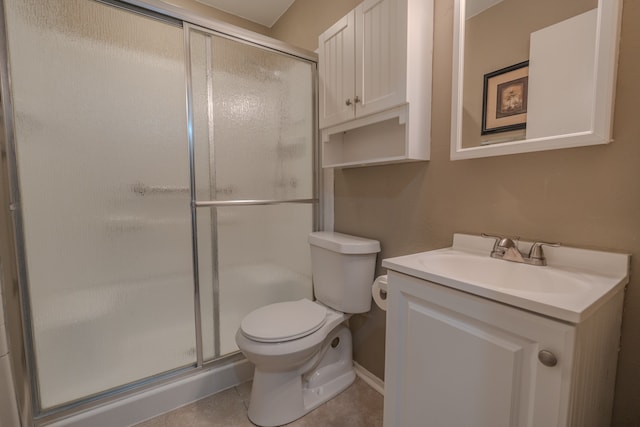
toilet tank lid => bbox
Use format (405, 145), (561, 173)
(308, 231), (380, 254)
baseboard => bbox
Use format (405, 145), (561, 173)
(353, 362), (384, 396)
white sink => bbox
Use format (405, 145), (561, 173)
(415, 250), (592, 294)
(382, 234), (630, 322)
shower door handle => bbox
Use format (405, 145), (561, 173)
(194, 198), (317, 208)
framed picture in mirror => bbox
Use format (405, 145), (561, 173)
(482, 61), (529, 135)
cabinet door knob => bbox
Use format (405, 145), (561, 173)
(354, 95), (361, 103)
(345, 98), (352, 106)
(538, 350), (558, 367)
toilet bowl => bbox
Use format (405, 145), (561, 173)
(236, 300), (354, 426)
(235, 232), (380, 427)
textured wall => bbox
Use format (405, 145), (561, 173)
(0, 102), (25, 425)
(0, 274), (20, 426)
(167, 0), (271, 35)
(273, 0), (640, 424)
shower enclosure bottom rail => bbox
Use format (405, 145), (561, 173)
(39, 355), (253, 427)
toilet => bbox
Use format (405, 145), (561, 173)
(235, 231), (380, 427)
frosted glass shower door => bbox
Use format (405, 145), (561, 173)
(5, 0), (195, 409)
(188, 28), (316, 358)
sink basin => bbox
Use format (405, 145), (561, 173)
(382, 234), (629, 323)
(416, 250), (591, 294)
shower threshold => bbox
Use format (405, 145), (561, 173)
(40, 356), (253, 427)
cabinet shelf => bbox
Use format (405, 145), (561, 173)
(321, 104), (427, 168)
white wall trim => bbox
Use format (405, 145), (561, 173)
(322, 169), (334, 231)
(354, 362), (384, 396)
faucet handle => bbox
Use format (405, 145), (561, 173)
(481, 233), (501, 243)
(481, 233), (518, 249)
(528, 241), (560, 260)
(481, 233), (519, 258)
(481, 233), (502, 251)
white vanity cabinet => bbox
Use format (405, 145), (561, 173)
(318, 0), (433, 168)
(382, 234), (628, 427)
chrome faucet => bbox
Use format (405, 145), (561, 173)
(481, 233), (560, 266)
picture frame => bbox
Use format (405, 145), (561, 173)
(481, 61), (529, 135)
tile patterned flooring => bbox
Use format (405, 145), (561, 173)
(134, 377), (383, 427)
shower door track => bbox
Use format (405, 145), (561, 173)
(116, 0), (317, 62)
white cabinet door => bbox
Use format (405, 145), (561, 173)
(384, 272), (575, 427)
(355, 0), (404, 117)
(318, 11), (356, 128)
(319, 0), (403, 128)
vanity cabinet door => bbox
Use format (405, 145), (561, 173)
(383, 272), (575, 427)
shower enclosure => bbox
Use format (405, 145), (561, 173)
(0, 0), (317, 423)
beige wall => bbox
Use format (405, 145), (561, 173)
(0, 125), (24, 425)
(273, 0), (640, 424)
(168, 0), (271, 35)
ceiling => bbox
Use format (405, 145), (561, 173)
(466, 0), (504, 19)
(194, 0), (296, 28)
(196, 0), (504, 27)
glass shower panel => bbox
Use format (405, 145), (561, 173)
(216, 204), (313, 355)
(193, 33), (315, 201)
(189, 29), (315, 359)
(5, 0), (195, 409)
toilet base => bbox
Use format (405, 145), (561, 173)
(247, 326), (355, 427)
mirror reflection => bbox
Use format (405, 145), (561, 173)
(461, 0), (598, 149)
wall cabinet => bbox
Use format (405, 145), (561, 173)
(383, 271), (624, 427)
(318, 0), (433, 168)
(319, 0), (402, 128)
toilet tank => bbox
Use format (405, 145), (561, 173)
(308, 232), (381, 314)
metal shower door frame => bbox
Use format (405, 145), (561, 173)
(0, 0), (320, 424)
(183, 22), (320, 366)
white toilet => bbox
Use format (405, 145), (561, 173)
(235, 231), (380, 427)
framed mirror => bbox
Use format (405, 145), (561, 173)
(450, 0), (622, 160)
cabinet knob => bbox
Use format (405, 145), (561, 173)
(538, 350), (558, 367)
(354, 95), (361, 104)
(345, 98), (352, 106)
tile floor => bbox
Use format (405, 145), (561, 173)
(134, 376), (383, 427)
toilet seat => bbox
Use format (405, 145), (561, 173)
(240, 299), (327, 343)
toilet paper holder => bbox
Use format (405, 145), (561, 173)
(372, 275), (388, 311)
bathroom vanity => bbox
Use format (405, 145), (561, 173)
(382, 234), (629, 426)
